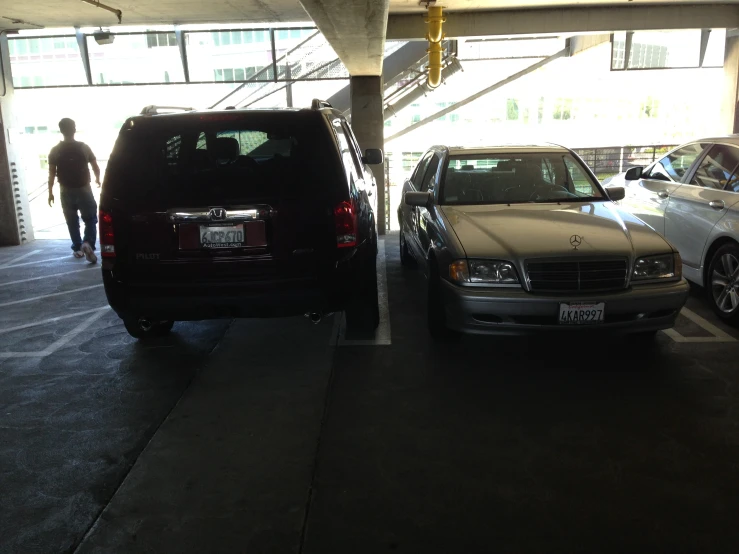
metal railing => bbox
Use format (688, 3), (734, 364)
(572, 144), (675, 179)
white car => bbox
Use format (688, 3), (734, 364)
(604, 136), (739, 324)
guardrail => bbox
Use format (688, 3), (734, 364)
(572, 144), (676, 179)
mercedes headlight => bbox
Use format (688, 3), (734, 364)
(632, 253), (681, 281)
(449, 259), (519, 284)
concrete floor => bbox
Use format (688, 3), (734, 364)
(1, 237), (739, 553)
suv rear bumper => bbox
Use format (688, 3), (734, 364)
(103, 268), (353, 321)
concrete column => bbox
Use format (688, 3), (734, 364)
(0, 33), (32, 246)
(350, 76), (385, 235)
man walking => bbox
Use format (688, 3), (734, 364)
(48, 118), (101, 263)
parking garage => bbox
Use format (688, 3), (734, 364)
(2, 1), (739, 553)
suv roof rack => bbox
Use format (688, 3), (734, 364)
(140, 105), (195, 115)
(311, 99), (333, 110)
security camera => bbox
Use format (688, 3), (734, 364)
(93, 32), (114, 45)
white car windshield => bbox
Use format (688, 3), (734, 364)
(441, 153), (605, 205)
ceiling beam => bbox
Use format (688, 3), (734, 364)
(299, 0), (390, 75)
(387, 4), (739, 40)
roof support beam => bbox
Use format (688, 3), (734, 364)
(387, 4), (739, 40)
(298, 0), (390, 75)
(385, 48), (568, 143)
(75, 27), (92, 86)
(174, 27), (189, 83)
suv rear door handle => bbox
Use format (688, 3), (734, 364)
(709, 200), (725, 210)
(657, 191), (669, 199)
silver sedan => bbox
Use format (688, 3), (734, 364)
(398, 145), (689, 338)
(604, 136), (739, 325)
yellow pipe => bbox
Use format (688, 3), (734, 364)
(425, 5), (446, 44)
(427, 41), (443, 88)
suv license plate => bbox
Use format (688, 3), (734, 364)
(559, 302), (605, 325)
(200, 224), (244, 248)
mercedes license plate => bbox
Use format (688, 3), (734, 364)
(200, 224), (244, 248)
(559, 302), (605, 325)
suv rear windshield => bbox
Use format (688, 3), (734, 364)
(442, 152), (605, 205)
(105, 113), (338, 203)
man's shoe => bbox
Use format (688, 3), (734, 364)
(73, 250), (84, 259)
(81, 242), (98, 264)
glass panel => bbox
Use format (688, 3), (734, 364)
(442, 153), (604, 205)
(611, 31), (626, 70)
(628, 30), (700, 69)
(186, 30), (275, 82)
(690, 145), (739, 189)
(9, 36), (88, 87)
(273, 28), (347, 80)
(648, 144), (705, 182)
(459, 37), (564, 60)
(106, 119), (332, 200)
(702, 29), (726, 67)
(290, 79), (349, 109)
(87, 33), (185, 84)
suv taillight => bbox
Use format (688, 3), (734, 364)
(334, 200), (357, 248)
(99, 209), (115, 258)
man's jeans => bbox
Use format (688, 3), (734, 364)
(60, 185), (97, 252)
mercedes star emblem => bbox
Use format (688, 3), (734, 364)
(570, 235), (583, 249)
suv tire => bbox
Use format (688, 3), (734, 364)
(346, 246), (380, 334)
(124, 318), (175, 340)
(707, 243), (739, 326)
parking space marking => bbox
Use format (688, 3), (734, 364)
(0, 255), (78, 270)
(0, 307), (110, 336)
(0, 308), (109, 359)
(0, 267), (97, 287)
(663, 307), (737, 343)
(333, 240), (392, 346)
(0, 284), (103, 308)
(0, 250), (42, 268)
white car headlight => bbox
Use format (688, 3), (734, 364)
(632, 253), (681, 281)
(449, 259), (519, 284)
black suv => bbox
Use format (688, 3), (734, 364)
(100, 100), (383, 339)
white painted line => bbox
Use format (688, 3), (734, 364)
(0, 249), (42, 268)
(45, 309), (109, 353)
(0, 284), (103, 308)
(0, 255), (77, 270)
(662, 307), (737, 343)
(662, 328), (736, 343)
(0, 267), (97, 287)
(0, 307), (109, 336)
(333, 240), (392, 346)
(679, 307), (736, 341)
(0, 309), (110, 359)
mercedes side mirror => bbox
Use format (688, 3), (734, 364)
(606, 186), (626, 202)
(405, 191), (433, 208)
(625, 166), (643, 180)
(362, 149), (384, 165)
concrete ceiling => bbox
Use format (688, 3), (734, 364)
(388, 0), (739, 12)
(298, 0), (391, 75)
(1, 0), (737, 76)
(0, 1), (310, 31)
